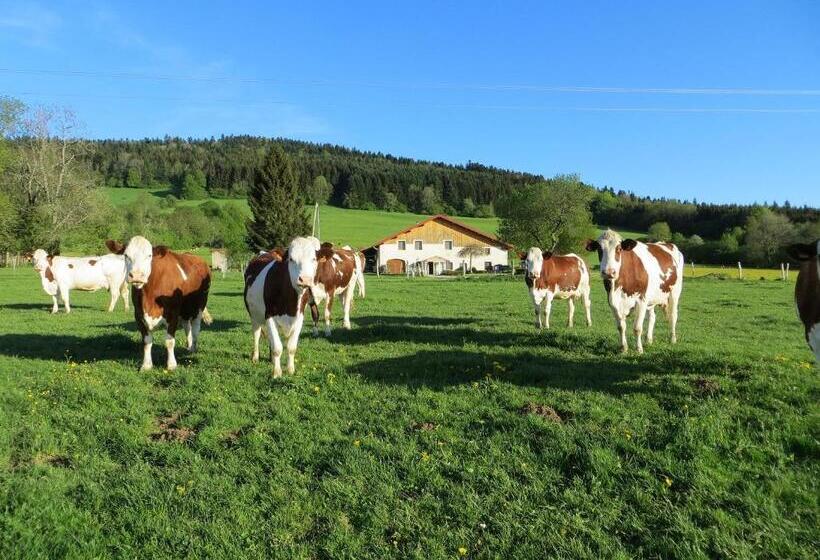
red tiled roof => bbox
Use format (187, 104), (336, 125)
(366, 214), (513, 250)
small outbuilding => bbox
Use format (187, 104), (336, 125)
(362, 214), (512, 275)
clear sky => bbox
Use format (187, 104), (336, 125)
(1, 1), (818, 206)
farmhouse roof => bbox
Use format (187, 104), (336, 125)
(366, 214), (513, 250)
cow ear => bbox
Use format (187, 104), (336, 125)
(106, 240), (125, 255)
(518, 252), (526, 260)
(585, 240), (600, 252)
(621, 239), (638, 251)
(153, 246), (168, 257)
(786, 243), (816, 261)
(542, 251), (553, 259)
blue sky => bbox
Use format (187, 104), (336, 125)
(1, 1), (818, 206)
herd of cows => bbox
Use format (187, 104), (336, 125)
(27, 231), (820, 371)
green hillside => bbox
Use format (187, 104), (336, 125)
(104, 188), (642, 250)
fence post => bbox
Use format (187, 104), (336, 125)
(780, 263), (785, 281)
(785, 262), (789, 281)
(737, 262), (743, 280)
(690, 261), (695, 277)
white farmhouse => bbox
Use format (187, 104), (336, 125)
(362, 214), (512, 275)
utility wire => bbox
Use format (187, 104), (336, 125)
(7, 90), (820, 114)
(2, 67), (820, 96)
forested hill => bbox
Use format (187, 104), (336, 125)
(88, 136), (541, 215)
(87, 136), (818, 240)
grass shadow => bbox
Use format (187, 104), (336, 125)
(0, 333), (136, 362)
(0, 303), (95, 311)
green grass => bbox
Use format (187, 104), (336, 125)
(103, 187), (648, 251)
(0, 268), (816, 558)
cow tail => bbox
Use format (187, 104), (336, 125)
(355, 255), (366, 298)
(201, 307), (213, 325)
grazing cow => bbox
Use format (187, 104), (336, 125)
(786, 240), (820, 361)
(106, 237), (211, 371)
(243, 237), (319, 377)
(31, 249), (129, 314)
(308, 242), (366, 336)
(522, 247), (591, 329)
(586, 230), (683, 353)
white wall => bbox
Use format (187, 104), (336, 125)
(378, 241), (508, 272)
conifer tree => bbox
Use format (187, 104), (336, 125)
(246, 145), (309, 251)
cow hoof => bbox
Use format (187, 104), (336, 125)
(166, 363), (177, 371)
(324, 330), (331, 338)
(272, 369), (282, 378)
(140, 364), (153, 372)
(312, 328), (319, 338)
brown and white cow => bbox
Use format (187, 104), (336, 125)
(243, 237), (319, 377)
(586, 230), (684, 353)
(786, 240), (820, 361)
(308, 242), (366, 337)
(522, 247), (591, 329)
(31, 249), (129, 314)
(106, 237), (212, 371)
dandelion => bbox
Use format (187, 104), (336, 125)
(458, 547), (468, 556)
(624, 431), (632, 440)
(353, 439), (361, 447)
(664, 476), (673, 488)
(313, 386), (320, 394)
(176, 484), (186, 495)
(421, 452), (430, 462)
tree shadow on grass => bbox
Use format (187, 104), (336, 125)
(92, 319), (242, 332)
(0, 333), (136, 362)
(348, 347), (753, 400)
(0, 303), (95, 311)
(353, 315), (480, 327)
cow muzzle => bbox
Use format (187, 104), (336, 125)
(297, 275), (314, 288)
(603, 269), (617, 280)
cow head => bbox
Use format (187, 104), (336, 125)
(31, 249), (50, 273)
(524, 247), (545, 279)
(787, 240), (820, 275)
(107, 236), (167, 289)
(286, 236), (319, 290)
(586, 230), (638, 281)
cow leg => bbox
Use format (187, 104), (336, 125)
(668, 295), (679, 344)
(567, 297), (575, 328)
(189, 314), (202, 353)
(342, 287), (354, 330)
(543, 292), (554, 329)
(310, 299), (320, 337)
(165, 320), (178, 370)
(121, 283), (130, 311)
(286, 314), (305, 374)
(184, 320), (193, 351)
(51, 294), (59, 314)
(633, 303), (647, 354)
(616, 315), (628, 353)
(108, 287), (119, 312)
(530, 292), (543, 329)
(266, 318), (284, 377)
(141, 333), (154, 371)
(583, 289), (592, 327)
(646, 307), (657, 345)
(324, 295), (334, 337)
(251, 321), (263, 362)
(59, 284), (71, 313)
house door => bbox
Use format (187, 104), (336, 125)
(386, 259), (405, 274)
(427, 262), (435, 275)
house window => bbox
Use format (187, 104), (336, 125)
(445, 261), (454, 271)
(397, 240), (406, 250)
(484, 247), (491, 255)
(444, 240), (453, 251)
(485, 261), (492, 271)
(414, 240), (423, 250)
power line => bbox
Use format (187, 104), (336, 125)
(8, 90), (820, 114)
(2, 67), (820, 96)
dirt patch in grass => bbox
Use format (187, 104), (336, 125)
(410, 421), (437, 432)
(519, 403), (563, 423)
(34, 453), (72, 468)
(692, 378), (720, 398)
(222, 426), (251, 447)
(151, 412), (195, 443)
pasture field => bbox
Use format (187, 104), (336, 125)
(0, 268), (817, 559)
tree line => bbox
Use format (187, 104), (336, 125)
(1, 97), (817, 268)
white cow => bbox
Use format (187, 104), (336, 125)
(586, 230), (684, 353)
(32, 249), (129, 314)
(523, 247), (591, 329)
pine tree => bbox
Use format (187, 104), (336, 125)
(246, 145), (309, 251)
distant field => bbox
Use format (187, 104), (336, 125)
(0, 269), (816, 558)
(103, 187), (643, 250)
